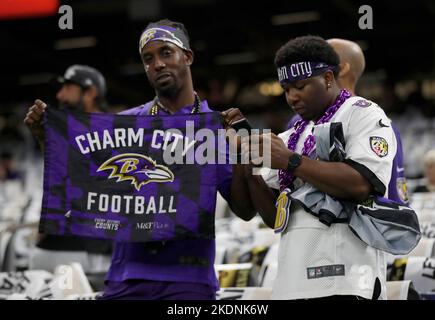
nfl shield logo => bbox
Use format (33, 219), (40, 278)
(370, 136), (389, 158)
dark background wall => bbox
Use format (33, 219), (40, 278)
(1, 0), (433, 115)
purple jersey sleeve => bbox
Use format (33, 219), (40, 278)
(388, 123), (408, 204)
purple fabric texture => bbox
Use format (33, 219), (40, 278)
(99, 279), (215, 300)
(106, 100), (229, 291)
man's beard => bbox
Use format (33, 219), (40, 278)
(153, 70), (186, 98)
(156, 82), (179, 98)
(58, 98), (85, 112)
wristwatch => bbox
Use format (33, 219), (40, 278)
(287, 153), (302, 172)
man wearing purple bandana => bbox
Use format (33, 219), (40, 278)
(286, 38), (409, 205)
(96, 19), (255, 300)
(224, 36), (396, 300)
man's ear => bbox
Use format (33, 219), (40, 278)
(84, 86), (98, 104)
(339, 62), (350, 77)
(184, 49), (194, 66)
(324, 70), (335, 85)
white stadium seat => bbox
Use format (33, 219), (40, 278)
(386, 280), (413, 300)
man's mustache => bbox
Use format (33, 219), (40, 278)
(58, 101), (85, 111)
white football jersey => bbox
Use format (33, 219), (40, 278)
(261, 96), (396, 300)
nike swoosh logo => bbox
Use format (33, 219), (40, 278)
(378, 119), (390, 128)
(397, 167), (405, 173)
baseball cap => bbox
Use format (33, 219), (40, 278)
(57, 65), (107, 98)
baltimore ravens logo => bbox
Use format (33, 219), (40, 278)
(97, 153), (174, 191)
(370, 136), (389, 158)
(142, 29), (157, 44)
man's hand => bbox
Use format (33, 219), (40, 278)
(242, 133), (292, 169)
(24, 99), (47, 142)
(221, 108), (246, 129)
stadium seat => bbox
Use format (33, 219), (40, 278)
(49, 262), (93, 299)
(386, 280), (420, 300)
(258, 243), (278, 287)
(217, 287), (272, 300)
(403, 256), (435, 294)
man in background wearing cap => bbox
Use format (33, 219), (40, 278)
(25, 65), (107, 148)
(56, 64), (107, 113)
(24, 65), (113, 279)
